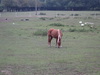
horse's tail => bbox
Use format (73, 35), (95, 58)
(57, 29), (61, 43)
(57, 29), (63, 48)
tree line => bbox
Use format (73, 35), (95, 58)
(0, 0), (100, 12)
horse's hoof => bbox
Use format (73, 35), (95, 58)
(60, 46), (62, 48)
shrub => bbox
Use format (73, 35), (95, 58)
(77, 28), (88, 32)
(39, 12), (46, 15)
(49, 23), (64, 27)
(74, 14), (80, 16)
(70, 14), (80, 16)
(40, 17), (54, 20)
(69, 28), (77, 32)
(57, 13), (65, 16)
(34, 29), (47, 36)
(48, 18), (54, 20)
(40, 17), (46, 20)
(0, 4), (4, 12)
(68, 28), (96, 32)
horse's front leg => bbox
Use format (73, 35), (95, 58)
(48, 36), (52, 47)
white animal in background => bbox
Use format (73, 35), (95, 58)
(13, 23), (15, 25)
(85, 22), (94, 28)
(79, 21), (82, 24)
(81, 24), (84, 27)
(79, 21), (85, 27)
(85, 22), (94, 25)
(79, 21), (94, 28)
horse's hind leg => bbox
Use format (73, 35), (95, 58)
(56, 38), (58, 47)
(56, 38), (62, 48)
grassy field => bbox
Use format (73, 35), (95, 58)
(0, 11), (100, 75)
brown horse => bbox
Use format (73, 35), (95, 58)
(48, 28), (63, 48)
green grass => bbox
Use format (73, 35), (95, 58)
(0, 11), (100, 75)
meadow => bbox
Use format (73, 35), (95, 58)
(0, 11), (100, 75)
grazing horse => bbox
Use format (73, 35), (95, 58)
(48, 28), (63, 48)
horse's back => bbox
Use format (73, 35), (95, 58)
(48, 28), (63, 38)
(51, 29), (58, 38)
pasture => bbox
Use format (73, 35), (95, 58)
(0, 11), (100, 75)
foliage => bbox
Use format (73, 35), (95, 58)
(68, 27), (97, 32)
(0, 4), (3, 12)
(49, 23), (65, 27)
(34, 29), (47, 36)
(1, 0), (100, 11)
(39, 17), (54, 20)
(39, 17), (46, 20)
(39, 12), (46, 15)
